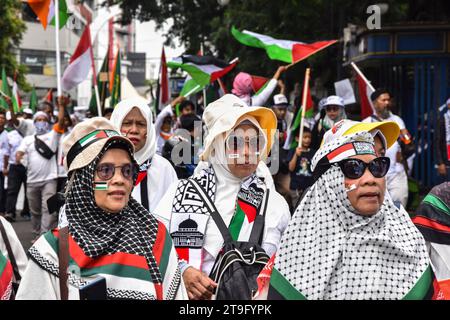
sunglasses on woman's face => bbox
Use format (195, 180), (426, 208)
(337, 157), (390, 179)
(225, 133), (266, 154)
(96, 163), (138, 181)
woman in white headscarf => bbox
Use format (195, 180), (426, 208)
(110, 98), (178, 213)
(153, 94), (291, 300)
(274, 126), (437, 300)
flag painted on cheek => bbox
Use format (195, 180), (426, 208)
(94, 182), (108, 191)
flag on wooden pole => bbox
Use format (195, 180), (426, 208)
(351, 62), (375, 120)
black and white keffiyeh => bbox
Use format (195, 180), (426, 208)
(275, 132), (429, 299)
(64, 139), (162, 283)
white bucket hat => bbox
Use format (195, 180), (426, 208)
(200, 94), (277, 161)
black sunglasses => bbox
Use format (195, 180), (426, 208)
(96, 163), (138, 181)
(337, 157), (390, 179)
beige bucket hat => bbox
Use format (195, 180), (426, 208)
(62, 117), (135, 173)
(200, 94), (277, 161)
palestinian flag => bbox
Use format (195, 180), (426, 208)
(229, 199), (257, 241)
(231, 26), (337, 64)
(29, 86), (38, 113)
(11, 79), (22, 113)
(0, 252), (13, 300)
(251, 75), (269, 95)
(89, 49), (110, 116)
(175, 75), (204, 116)
(267, 268), (307, 300)
(152, 221), (176, 300)
(27, 0), (68, 30)
(109, 49), (121, 107)
(412, 188), (450, 246)
(167, 55), (238, 87)
(283, 78), (314, 149)
(61, 25), (94, 91)
(79, 129), (119, 148)
(402, 265), (442, 300)
(0, 67), (12, 110)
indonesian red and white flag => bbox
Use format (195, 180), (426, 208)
(61, 25), (94, 91)
(355, 71), (375, 119)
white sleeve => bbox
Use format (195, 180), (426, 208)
(154, 104), (174, 136)
(152, 181), (179, 230)
(16, 136), (28, 154)
(251, 79), (278, 106)
(15, 259), (59, 300)
(393, 115), (406, 130)
(261, 191), (291, 257)
(0, 217), (28, 278)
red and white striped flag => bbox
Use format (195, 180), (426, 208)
(352, 63), (375, 119)
(61, 25), (94, 91)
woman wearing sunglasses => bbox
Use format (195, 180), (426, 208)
(153, 94), (291, 300)
(273, 124), (437, 299)
(16, 118), (187, 300)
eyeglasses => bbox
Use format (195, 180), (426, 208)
(95, 163), (138, 181)
(337, 157), (390, 179)
(225, 133), (266, 154)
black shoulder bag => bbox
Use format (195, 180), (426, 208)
(34, 135), (56, 160)
(188, 178), (270, 300)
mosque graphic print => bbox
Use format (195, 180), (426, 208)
(171, 216), (204, 248)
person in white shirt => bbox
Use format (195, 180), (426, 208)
(0, 111), (8, 217)
(362, 89), (411, 208)
(16, 97), (67, 243)
(3, 126), (28, 222)
(110, 97), (178, 213)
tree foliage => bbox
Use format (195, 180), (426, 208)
(0, 0), (28, 90)
(107, 0), (450, 92)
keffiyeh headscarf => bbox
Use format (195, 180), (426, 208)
(275, 131), (431, 299)
(64, 139), (163, 283)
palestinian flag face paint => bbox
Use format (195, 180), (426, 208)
(94, 181), (108, 191)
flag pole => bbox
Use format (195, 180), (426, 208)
(285, 40), (338, 70)
(200, 43), (207, 110)
(87, 25), (102, 116)
(182, 84), (202, 98)
(55, 0), (62, 97)
(298, 68), (311, 145)
(350, 62), (375, 91)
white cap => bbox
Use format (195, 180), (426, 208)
(6, 111), (11, 121)
(273, 94), (289, 107)
(23, 108), (33, 115)
(318, 97), (328, 110)
(324, 95), (345, 108)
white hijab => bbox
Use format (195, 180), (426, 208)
(110, 98), (156, 165)
(200, 115), (268, 260)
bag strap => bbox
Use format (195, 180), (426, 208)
(249, 188), (269, 245)
(58, 226), (69, 300)
(0, 219), (21, 282)
(140, 175), (150, 211)
(188, 178), (233, 243)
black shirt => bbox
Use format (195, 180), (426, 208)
(287, 148), (315, 191)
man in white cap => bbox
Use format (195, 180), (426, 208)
(436, 97), (450, 182)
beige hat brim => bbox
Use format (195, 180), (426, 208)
(343, 121), (400, 149)
(65, 136), (135, 173)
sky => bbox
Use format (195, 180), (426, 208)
(135, 19), (185, 80)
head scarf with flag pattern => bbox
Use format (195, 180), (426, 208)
(274, 131), (436, 299)
(30, 139), (181, 300)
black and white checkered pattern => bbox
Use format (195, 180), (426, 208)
(276, 132), (429, 300)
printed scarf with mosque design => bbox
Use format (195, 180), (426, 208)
(170, 165), (267, 270)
